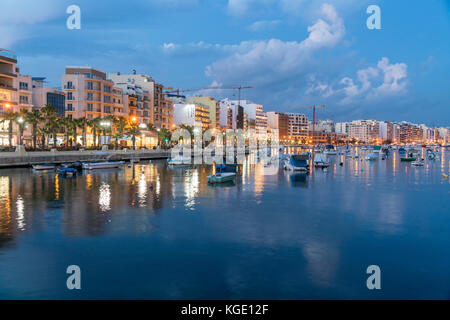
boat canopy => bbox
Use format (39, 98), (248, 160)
(290, 155), (308, 167)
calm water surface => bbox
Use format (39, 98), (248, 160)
(0, 148), (449, 299)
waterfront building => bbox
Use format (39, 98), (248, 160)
(335, 122), (349, 135)
(173, 103), (211, 130)
(219, 99), (244, 130)
(17, 69), (33, 113)
(309, 119), (335, 133)
(188, 96), (220, 129)
(154, 83), (174, 130)
(379, 121), (394, 143)
(0, 49), (18, 146)
(232, 100), (267, 135)
(32, 77), (66, 117)
(62, 67), (124, 120)
(285, 113), (308, 142)
(347, 120), (380, 143)
(266, 111), (289, 141)
(396, 122), (424, 144)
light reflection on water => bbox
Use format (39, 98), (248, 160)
(0, 148), (449, 299)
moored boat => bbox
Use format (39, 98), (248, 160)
(57, 167), (78, 176)
(365, 153), (378, 161)
(82, 161), (125, 170)
(207, 172), (236, 184)
(32, 164), (56, 171)
(284, 154), (310, 172)
(314, 153), (330, 168)
(167, 156), (191, 167)
(411, 160), (424, 167)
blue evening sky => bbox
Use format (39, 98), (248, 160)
(0, 0), (449, 125)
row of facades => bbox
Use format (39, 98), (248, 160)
(0, 49), (448, 146)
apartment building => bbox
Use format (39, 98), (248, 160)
(347, 120), (380, 143)
(233, 100), (267, 134)
(379, 121), (394, 142)
(32, 77), (66, 117)
(62, 67), (124, 120)
(154, 83), (174, 129)
(285, 113), (308, 141)
(108, 73), (156, 124)
(174, 104), (210, 130)
(0, 49), (18, 145)
(17, 68), (33, 112)
(219, 99), (244, 130)
(188, 96), (220, 129)
(266, 111), (289, 141)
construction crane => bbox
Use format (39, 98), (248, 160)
(287, 105), (325, 137)
(164, 86), (253, 106)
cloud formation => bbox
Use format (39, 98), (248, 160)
(308, 57), (408, 104)
(205, 4), (344, 91)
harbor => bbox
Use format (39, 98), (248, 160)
(0, 146), (449, 299)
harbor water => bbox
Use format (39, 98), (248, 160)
(0, 148), (449, 299)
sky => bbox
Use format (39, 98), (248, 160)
(0, 0), (449, 126)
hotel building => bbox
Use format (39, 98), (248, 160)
(174, 103), (211, 130)
(62, 67), (124, 120)
(188, 96), (220, 129)
(266, 111), (289, 141)
(285, 113), (308, 141)
(32, 77), (66, 117)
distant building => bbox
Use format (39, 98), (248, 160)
(348, 120), (380, 143)
(335, 122), (349, 135)
(174, 103), (210, 130)
(379, 121), (394, 143)
(219, 99), (244, 130)
(266, 111), (289, 141)
(285, 113), (308, 141)
(188, 96), (220, 129)
(62, 67), (123, 120)
(32, 77), (66, 117)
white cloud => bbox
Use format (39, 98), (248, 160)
(247, 20), (281, 32)
(206, 4), (345, 88)
(308, 57), (408, 104)
(227, 0), (275, 17)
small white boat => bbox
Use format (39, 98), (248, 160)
(365, 153), (378, 161)
(167, 156), (191, 167)
(32, 164), (56, 171)
(82, 161), (125, 170)
(411, 160), (424, 167)
(207, 172), (236, 184)
(314, 153), (330, 168)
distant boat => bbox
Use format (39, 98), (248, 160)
(314, 153), (330, 168)
(82, 161), (125, 170)
(284, 154), (310, 172)
(57, 167), (77, 176)
(61, 161), (83, 171)
(365, 153), (378, 161)
(167, 156), (191, 167)
(373, 146), (382, 153)
(411, 160), (424, 167)
(324, 145), (337, 155)
(32, 164), (56, 171)
(207, 172), (236, 184)
(400, 154), (416, 162)
(215, 163), (237, 173)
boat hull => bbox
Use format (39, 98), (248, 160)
(82, 161), (125, 170)
(207, 173), (236, 184)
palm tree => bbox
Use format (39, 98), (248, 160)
(158, 128), (172, 148)
(74, 117), (88, 148)
(87, 117), (101, 149)
(23, 109), (43, 150)
(16, 111), (26, 146)
(126, 122), (141, 150)
(113, 116), (127, 149)
(0, 111), (18, 147)
(40, 105), (58, 148)
(60, 117), (75, 147)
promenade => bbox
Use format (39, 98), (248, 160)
(0, 149), (170, 168)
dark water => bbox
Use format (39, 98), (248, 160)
(0, 148), (449, 299)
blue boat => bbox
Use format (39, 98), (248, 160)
(284, 154), (310, 172)
(215, 163), (237, 173)
(57, 168), (78, 176)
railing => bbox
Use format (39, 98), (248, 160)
(64, 85), (76, 89)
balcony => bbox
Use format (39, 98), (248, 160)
(0, 83), (17, 91)
(0, 71), (17, 78)
(64, 85), (76, 90)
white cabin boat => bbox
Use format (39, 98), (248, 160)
(82, 161), (125, 170)
(32, 164), (56, 171)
